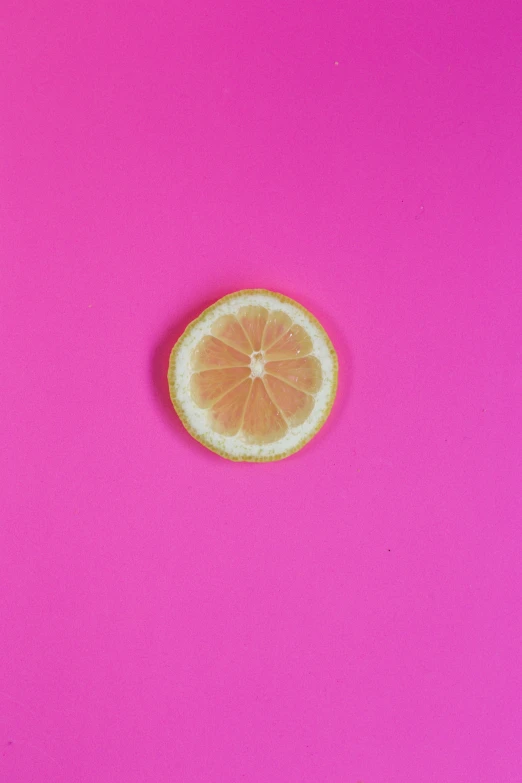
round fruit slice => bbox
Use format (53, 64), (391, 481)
(168, 290), (338, 461)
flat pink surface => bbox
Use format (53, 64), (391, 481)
(1, 1), (521, 781)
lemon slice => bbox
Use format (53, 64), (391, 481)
(168, 290), (338, 461)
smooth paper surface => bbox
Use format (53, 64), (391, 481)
(1, 1), (521, 780)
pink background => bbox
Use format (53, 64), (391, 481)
(1, 1), (521, 781)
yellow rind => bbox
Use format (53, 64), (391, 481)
(168, 289), (338, 462)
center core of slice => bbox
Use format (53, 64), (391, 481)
(250, 352), (265, 378)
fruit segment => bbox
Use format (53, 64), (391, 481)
(264, 324), (313, 360)
(208, 378), (252, 436)
(190, 367), (251, 408)
(264, 374), (314, 426)
(237, 306), (268, 351)
(191, 335), (250, 371)
(242, 378), (288, 443)
(211, 315), (251, 354)
(261, 310), (292, 351)
(265, 356), (322, 393)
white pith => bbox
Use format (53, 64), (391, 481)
(250, 353), (265, 378)
(169, 291), (337, 460)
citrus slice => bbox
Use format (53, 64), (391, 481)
(168, 290), (338, 461)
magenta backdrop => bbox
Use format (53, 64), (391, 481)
(1, 1), (521, 781)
